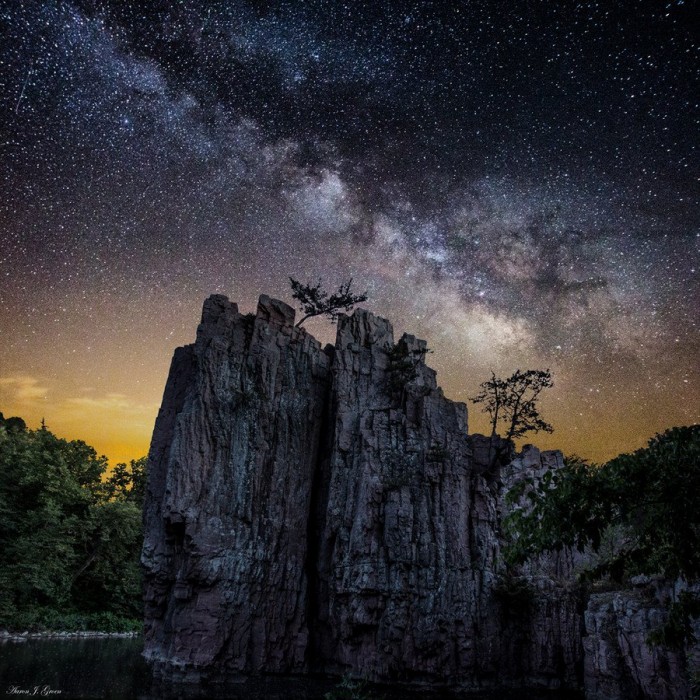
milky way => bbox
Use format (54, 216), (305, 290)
(0, 1), (697, 463)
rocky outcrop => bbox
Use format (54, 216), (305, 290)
(495, 445), (585, 689)
(142, 294), (691, 697)
(311, 311), (501, 685)
(143, 295), (332, 680)
(584, 583), (699, 700)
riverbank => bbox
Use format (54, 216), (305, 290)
(0, 629), (141, 643)
(0, 607), (142, 636)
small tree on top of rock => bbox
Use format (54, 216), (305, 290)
(290, 277), (367, 327)
(471, 369), (553, 469)
(471, 369), (553, 442)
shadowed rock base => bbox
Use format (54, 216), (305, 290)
(584, 584), (700, 700)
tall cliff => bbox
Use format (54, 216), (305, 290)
(142, 294), (692, 696)
(143, 295), (332, 676)
(310, 307), (502, 683)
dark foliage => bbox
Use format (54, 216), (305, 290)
(290, 277), (367, 327)
(325, 675), (375, 700)
(103, 457), (147, 505)
(385, 340), (431, 400)
(471, 369), (553, 442)
(0, 413), (146, 631)
(504, 425), (700, 646)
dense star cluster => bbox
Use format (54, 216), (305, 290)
(0, 1), (697, 463)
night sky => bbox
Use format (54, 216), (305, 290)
(1, 1), (697, 465)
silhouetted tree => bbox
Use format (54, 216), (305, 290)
(104, 457), (147, 505)
(289, 277), (367, 327)
(3, 415), (27, 433)
(472, 369), (553, 441)
(471, 369), (553, 468)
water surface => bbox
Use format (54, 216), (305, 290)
(0, 638), (583, 699)
(1, 637), (149, 699)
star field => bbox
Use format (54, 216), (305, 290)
(0, 1), (698, 463)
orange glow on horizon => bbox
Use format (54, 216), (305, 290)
(2, 294), (695, 468)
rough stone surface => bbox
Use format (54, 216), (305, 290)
(584, 585), (699, 700)
(496, 444), (585, 689)
(143, 294), (331, 679)
(311, 311), (500, 685)
(142, 294), (693, 697)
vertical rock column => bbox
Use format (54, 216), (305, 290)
(142, 294), (331, 680)
(497, 446), (584, 688)
(314, 309), (500, 684)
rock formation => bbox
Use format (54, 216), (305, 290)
(311, 308), (501, 684)
(142, 294), (695, 697)
(497, 446), (585, 689)
(584, 582), (700, 700)
(143, 295), (331, 678)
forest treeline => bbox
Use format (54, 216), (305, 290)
(1, 408), (697, 640)
(0, 413), (145, 632)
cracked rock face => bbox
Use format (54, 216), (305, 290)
(497, 446), (585, 689)
(144, 294), (691, 696)
(584, 586), (700, 700)
(142, 295), (580, 687)
(142, 295), (331, 679)
(312, 310), (500, 683)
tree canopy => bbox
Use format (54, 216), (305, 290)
(504, 425), (700, 645)
(290, 277), (367, 327)
(0, 413), (146, 631)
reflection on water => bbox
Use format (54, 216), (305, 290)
(0, 637), (150, 699)
(0, 638), (584, 699)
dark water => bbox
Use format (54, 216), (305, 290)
(0, 637), (150, 699)
(0, 638), (583, 699)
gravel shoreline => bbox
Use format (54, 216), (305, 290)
(0, 629), (141, 643)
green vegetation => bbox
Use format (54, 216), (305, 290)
(492, 571), (535, 609)
(504, 425), (700, 646)
(325, 675), (377, 700)
(385, 340), (432, 399)
(0, 412), (146, 633)
(426, 442), (450, 463)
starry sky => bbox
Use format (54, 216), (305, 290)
(0, 0), (697, 465)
